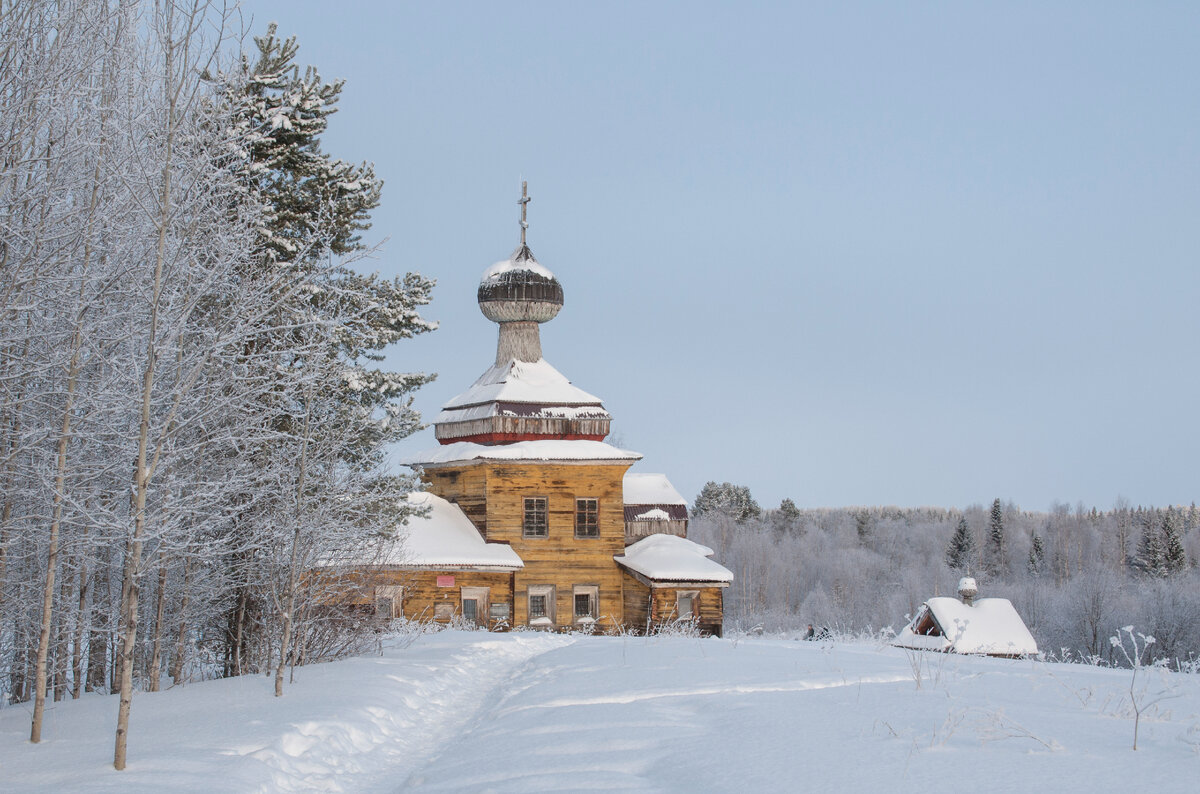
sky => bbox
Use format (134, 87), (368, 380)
(244, 1), (1200, 512)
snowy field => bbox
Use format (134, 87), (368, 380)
(2, 630), (1198, 792)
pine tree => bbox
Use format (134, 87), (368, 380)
(855, 510), (873, 546)
(1133, 512), (1166, 578)
(1162, 508), (1188, 576)
(210, 26), (437, 683)
(945, 517), (975, 572)
(692, 482), (760, 523)
(771, 498), (801, 533)
(1027, 532), (1046, 578)
(986, 498), (1007, 578)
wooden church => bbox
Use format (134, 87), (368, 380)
(369, 187), (731, 635)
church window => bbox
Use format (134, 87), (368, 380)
(523, 497), (548, 537)
(575, 498), (599, 538)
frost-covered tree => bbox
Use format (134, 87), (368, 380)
(1027, 533), (1046, 578)
(692, 482), (760, 523)
(945, 517), (975, 573)
(1133, 513), (1166, 578)
(1162, 508), (1188, 576)
(0, 1), (437, 768)
(985, 498), (1007, 578)
(207, 25), (437, 676)
(778, 498), (801, 523)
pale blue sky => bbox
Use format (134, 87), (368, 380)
(246, 1), (1200, 511)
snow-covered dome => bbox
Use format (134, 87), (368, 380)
(478, 244), (563, 324)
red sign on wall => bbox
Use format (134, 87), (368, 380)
(436, 575), (455, 588)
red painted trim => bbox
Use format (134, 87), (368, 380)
(438, 431), (608, 445)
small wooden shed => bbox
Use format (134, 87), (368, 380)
(615, 534), (732, 637)
(893, 579), (1038, 658)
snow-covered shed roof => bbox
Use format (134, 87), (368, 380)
(390, 492), (523, 570)
(403, 439), (642, 468)
(892, 597), (1038, 657)
(441, 358), (605, 411)
(614, 534), (733, 585)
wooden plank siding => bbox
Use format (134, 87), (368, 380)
(416, 460), (726, 634)
(623, 575), (652, 632)
(486, 462), (632, 632)
(649, 586), (724, 637)
(624, 518), (689, 545)
(371, 569), (514, 628)
(619, 570), (724, 636)
(422, 466), (490, 535)
(421, 461), (634, 631)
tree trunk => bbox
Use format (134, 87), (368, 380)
(31, 329), (83, 742)
(73, 543), (88, 699)
(170, 555), (191, 685)
(87, 561), (109, 693)
(148, 549), (168, 692)
(275, 392), (312, 697)
(54, 558), (73, 702)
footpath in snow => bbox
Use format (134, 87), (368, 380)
(1, 630), (1199, 792)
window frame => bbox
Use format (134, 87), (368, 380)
(574, 497), (600, 539)
(527, 584), (556, 627)
(573, 585), (599, 625)
(374, 585), (403, 619)
(461, 586), (489, 628)
(523, 496), (549, 538)
(675, 590), (700, 621)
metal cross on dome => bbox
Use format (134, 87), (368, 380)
(518, 180), (530, 245)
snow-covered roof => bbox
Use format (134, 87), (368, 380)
(892, 597), (1038, 657)
(389, 492), (523, 570)
(633, 508), (672, 521)
(403, 439), (642, 467)
(614, 534), (733, 584)
(442, 358), (604, 410)
(623, 473), (687, 506)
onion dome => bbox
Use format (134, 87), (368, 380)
(477, 243), (563, 323)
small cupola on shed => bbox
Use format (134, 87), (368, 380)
(435, 184), (613, 445)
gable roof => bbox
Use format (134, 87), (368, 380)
(614, 534), (733, 585)
(892, 597), (1038, 657)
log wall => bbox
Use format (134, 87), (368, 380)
(369, 569), (514, 628)
(486, 463), (633, 632)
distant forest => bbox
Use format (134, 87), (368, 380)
(689, 483), (1200, 667)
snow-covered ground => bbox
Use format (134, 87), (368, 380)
(2, 630), (1198, 792)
